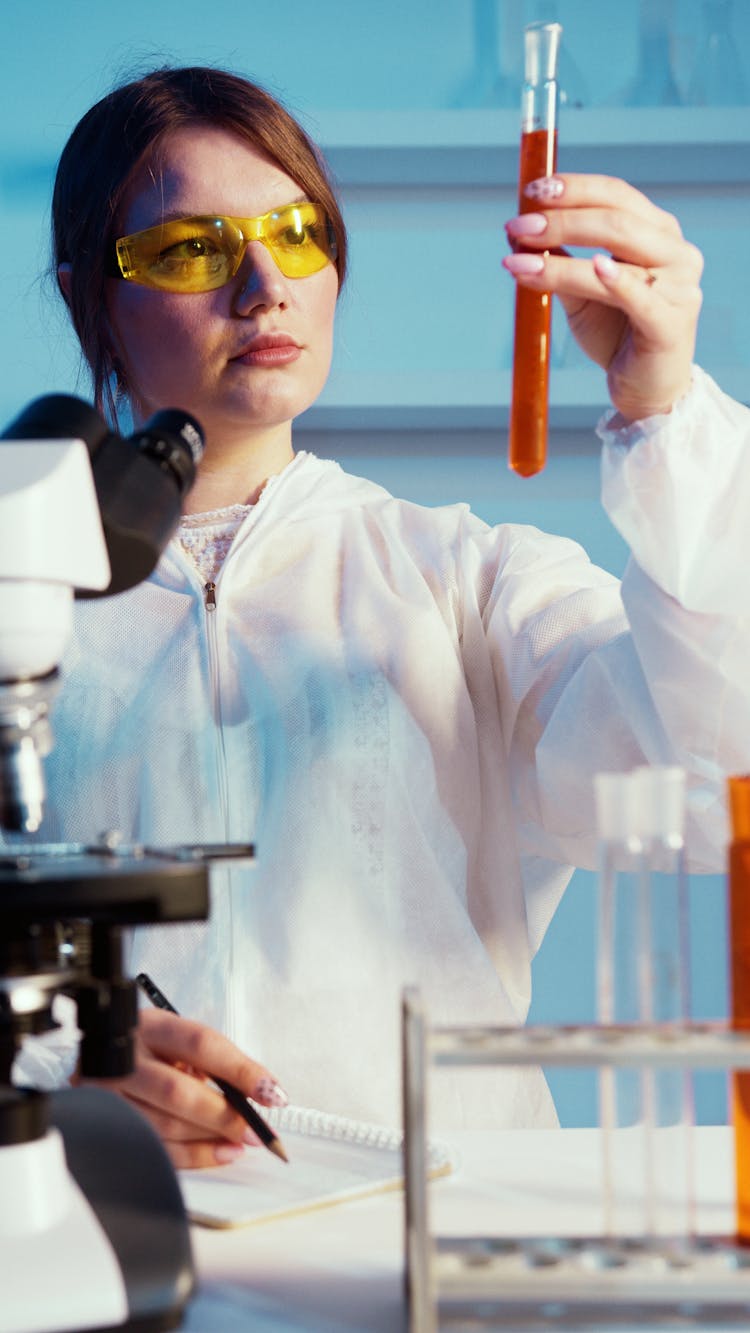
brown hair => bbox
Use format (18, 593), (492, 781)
(52, 65), (347, 426)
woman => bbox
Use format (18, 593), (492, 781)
(27, 65), (748, 1167)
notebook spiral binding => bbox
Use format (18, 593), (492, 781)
(264, 1103), (454, 1169)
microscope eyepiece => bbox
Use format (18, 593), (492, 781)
(2, 392), (205, 598)
(135, 408), (204, 495)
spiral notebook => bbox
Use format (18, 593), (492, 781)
(179, 1104), (454, 1229)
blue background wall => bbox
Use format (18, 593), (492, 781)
(2, 0), (748, 1125)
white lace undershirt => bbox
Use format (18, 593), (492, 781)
(178, 503), (254, 583)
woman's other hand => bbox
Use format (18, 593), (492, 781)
(503, 173), (704, 422)
(76, 1008), (288, 1169)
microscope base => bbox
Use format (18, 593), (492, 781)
(1, 1086), (194, 1333)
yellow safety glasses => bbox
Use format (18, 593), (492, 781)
(112, 201), (336, 293)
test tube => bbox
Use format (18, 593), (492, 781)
(728, 774), (750, 1244)
(508, 21), (561, 477)
(595, 770), (648, 1240)
(595, 767), (692, 1245)
(634, 765), (694, 1247)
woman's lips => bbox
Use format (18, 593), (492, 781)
(232, 338), (301, 367)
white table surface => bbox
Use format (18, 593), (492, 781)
(181, 1126), (742, 1332)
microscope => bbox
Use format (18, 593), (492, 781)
(0, 396), (224, 1332)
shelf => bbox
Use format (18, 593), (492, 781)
(2, 106), (746, 206)
(6, 107), (748, 203)
(296, 365), (749, 433)
(297, 368), (604, 432)
(308, 107), (750, 187)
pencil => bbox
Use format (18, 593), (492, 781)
(136, 971), (288, 1164)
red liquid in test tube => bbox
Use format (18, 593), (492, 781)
(508, 23), (561, 478)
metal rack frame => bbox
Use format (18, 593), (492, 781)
(402, 989), (750, 1331)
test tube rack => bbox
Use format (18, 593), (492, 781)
(402, 988), (750, 1331)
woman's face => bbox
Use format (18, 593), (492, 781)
(107, 125), (339, 450)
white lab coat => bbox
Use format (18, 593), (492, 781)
(20, 367), (750, 1130)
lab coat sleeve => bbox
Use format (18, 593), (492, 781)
(599, 365), (750, 852)
(477, 367), (748, 877)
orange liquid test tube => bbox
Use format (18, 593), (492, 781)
(728, 774), (750, 1243)
(508, 22), (562, 478)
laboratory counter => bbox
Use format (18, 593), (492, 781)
(182, 1126), (742, 1333)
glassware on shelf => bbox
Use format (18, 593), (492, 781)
(617, 0), (682, 106)
(451, 0), (522, 108)
(687, 0), (748, 107)
(451, 0), (589, 112)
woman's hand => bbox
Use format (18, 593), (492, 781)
(503, 173), (704, 422)
(76, 1008), (288, 1169)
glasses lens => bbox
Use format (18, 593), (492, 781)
(115, 204), (336, 291)
(262, 203), (335, 278)
(116, 217), (239, 292)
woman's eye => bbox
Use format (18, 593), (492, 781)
(167, 237), (207, 257)
(157, 236), (221, 265)
(279, 223), (320, 248)
(279, 227), (307, 247)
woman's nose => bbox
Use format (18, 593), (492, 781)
(232, 241), (289, 314)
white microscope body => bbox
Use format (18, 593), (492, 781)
(0, 400), (206, 1333)
(0, 434), (111, 676)
(0, 439), (130, 1330)
(0, 437), (110, 832)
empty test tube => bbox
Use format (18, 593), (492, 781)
(596, 770), (647, 1240)
(595, 767), (692, 1244)
(634, 765), (694, 1245)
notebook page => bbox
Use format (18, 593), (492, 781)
(180, 1106), (454, 1229)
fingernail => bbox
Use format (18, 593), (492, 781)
(243, 1128), (261, 1147)
(505, 213), (548, 239)
(594, 253), (619, 281)
(524, 176), (564, 201)
(502, 253), (545, 277)
(253, 1077), (289, 1108)
(215, 1143), (245, 1164)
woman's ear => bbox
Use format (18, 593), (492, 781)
(57, 262), (72, 305)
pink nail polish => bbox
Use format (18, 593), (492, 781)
(506, 213), (548, 239)
(503, 253), (546, 277)
(524, 176), (564, 202)
(253, 1077), (289, 1108)
(594, 253), (619, 281)
(215, 1143), (245, 1164)
(242, 1128), (261, 1147)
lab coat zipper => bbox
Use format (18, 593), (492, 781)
(204, 580), (229, 834)
(204, 577), (240, 1043)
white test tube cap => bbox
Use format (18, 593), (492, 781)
(594, 770), (640, 841)
(633, 765), (686, 839)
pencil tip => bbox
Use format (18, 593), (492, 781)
(270, 1138), (289, 1164)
